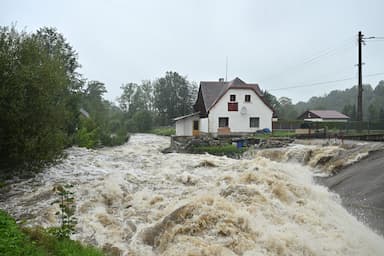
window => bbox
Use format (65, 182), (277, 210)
(250, 117), (260, 128)
(230, 94), (236, 102)
(219, 117), (229, 127)
(245, 95), (251, 102)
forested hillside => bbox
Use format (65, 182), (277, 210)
(295, 82), (384, 121)
(265, 81), (384, 121)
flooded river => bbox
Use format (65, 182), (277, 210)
(1, 134), (383, 255)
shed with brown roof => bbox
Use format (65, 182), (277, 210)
(298, 110), (350, 122)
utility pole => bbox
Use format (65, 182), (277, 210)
(357, 31), (363, 123)
(356, 31), (376, 127)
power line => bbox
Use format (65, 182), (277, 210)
(260, 36), (355, 83)
(269, 72), (384, 91)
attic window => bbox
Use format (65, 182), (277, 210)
(230, 94), (236, 102)
(245, 95), (251, 102)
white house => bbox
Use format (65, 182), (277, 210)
(174, 77), (275, 136)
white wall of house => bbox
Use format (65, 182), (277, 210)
(200, 118), (208, 133)
(208, 88), (273, 134)
(175, 116), (200, 136)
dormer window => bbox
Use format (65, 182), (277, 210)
(245, 95), (251, 102)
(230, 94), (236, 102)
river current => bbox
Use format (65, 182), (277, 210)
(1, 134), (383, 255)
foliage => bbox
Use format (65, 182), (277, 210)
(294, 83), (384, 121)
(0, 210), (104, 256)
(75, 118), (100, 148)
(26, 227), (104, 256)
(153, 71), (197, 125)
(119, 72), (197, 130)
(150, 127), (176, 136)
(50, 184), (77, 239)
(0, 25), (81, 176)
(75, 81), (130, 148)
(263, 90), (281, 116)
(0, 210), (43, 255)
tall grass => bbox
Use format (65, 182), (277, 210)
(0, 210), (104, 256)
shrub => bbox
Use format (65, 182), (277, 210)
(150, 127), (176, 136)
(0, 210), (43, 256)
(191, 144), (245, 157)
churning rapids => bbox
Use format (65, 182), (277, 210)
(1, 134), (384, 255)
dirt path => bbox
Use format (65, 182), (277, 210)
(318, 150), (384, 236)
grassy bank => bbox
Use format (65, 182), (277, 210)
(150, 127), (175, 136)
(0, 210), (104, 256)
(191, 144), (246, 158)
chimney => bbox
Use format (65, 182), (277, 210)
(219, 78), (224, 82)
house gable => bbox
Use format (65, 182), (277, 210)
(208, 87), (273, 133)
(193, 77), (273, 115)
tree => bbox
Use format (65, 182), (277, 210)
(342, 104), (356, 120)
(0, 26), (80, 175)
(263, 90), (281, 118)
(368, 103), (378, 121)
(277, 97), (298, 120)
(379, 108), (384, 121)
(153, 71), (196, 125)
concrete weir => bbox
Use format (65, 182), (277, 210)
(165, 135), (294, 154)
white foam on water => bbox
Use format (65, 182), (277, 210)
(1, 134), (383, 255)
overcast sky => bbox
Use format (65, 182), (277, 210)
(2, 0), (384, 103)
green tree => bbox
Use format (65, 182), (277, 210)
(342, 104), (356, 120)
(277, 97), (298, 120)
(0, 26), (80, 176)
(153, 71), (196, 125)
(379, 108), (384, 121)
(263, 90), (281, 118)
(368, 103), (378, 121)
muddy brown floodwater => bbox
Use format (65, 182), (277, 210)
(1, 134), (383, 255)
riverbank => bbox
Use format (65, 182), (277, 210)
(317, 149), (384, 236)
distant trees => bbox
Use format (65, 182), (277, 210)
(292, 82), (384, 122)
(153, 71), (197, 125)
(342, 104), (356, 120)
(119, 71), (197, 130)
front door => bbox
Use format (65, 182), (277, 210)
(192, 120), (199, 136)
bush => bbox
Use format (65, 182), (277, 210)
(25, 227), (104, 256)
(0, 210), (104, 256)
(191, 144), (245, 157)
(0, 210), (43, 256)
(150, 127), (175, 136)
